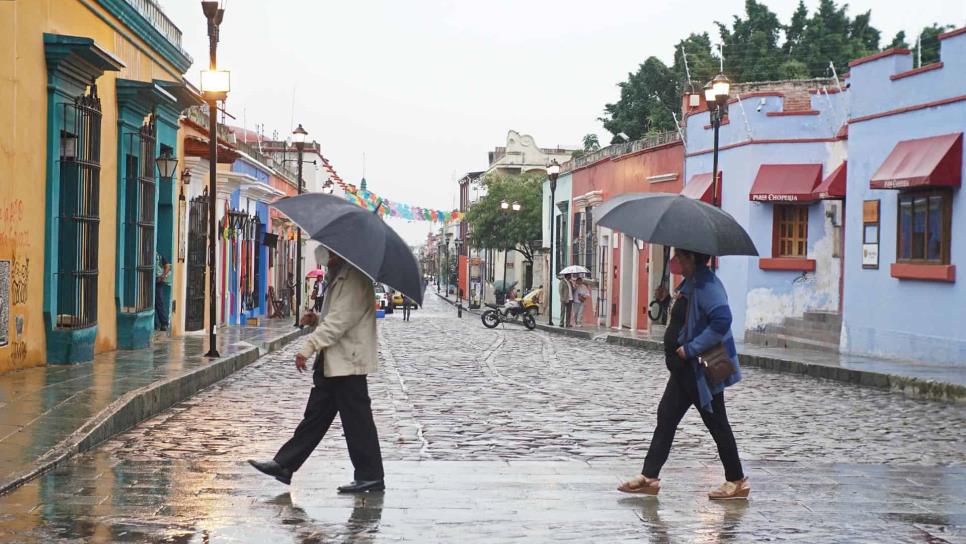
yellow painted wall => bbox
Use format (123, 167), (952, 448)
(0, 0), (187, 373)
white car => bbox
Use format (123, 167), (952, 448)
(374, 283), (391, 312)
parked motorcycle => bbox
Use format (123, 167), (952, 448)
(481, 301), (537, 330)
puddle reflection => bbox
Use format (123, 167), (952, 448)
(621, 496), (749, 544)
(269, 492), (384, 543)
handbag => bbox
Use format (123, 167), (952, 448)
(684, 291), (736, 385)
(696, 343), (735, 385)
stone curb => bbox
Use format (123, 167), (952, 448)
(540, 325), (965, 404)
(0, 327), (308, 496)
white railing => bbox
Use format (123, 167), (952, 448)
(124, 0), (185, 51)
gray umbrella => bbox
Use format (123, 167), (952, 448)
(272, 193), (424, 306)
(596, 193), (758, 256)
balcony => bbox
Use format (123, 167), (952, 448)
(121, 0), (193, 63)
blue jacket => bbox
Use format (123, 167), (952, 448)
(677, 265), (741, 412)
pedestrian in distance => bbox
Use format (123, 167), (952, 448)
(312, 277), (326, 313)
(402, 295), (413, 321)
(154, 253), (171, 331)
(558, 273), (573, 328)
(573, 276), (591, 327)
(249, 250), (385, 494)
(618, 248), (748, 500)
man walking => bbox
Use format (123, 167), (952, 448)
(558, 273), (573, 328)
(249, 251), (385, 493)
(402, 294), (412, 321)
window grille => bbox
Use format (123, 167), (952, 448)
(122, 117), (157, 312)
(56, 84), (102, 329)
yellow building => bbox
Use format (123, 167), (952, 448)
(0, 0), (198, 372)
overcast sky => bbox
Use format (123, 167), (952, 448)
(162, 0), (964, 244)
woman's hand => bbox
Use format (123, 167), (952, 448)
(675, 346), (687, 360)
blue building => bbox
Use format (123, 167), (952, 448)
(542, 170), (573, 324)
(683, 80), (848, 348)
(841, 28), (965, 365)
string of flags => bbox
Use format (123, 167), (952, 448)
(318, 155), (462, 224)
(344, 188), (464, 224)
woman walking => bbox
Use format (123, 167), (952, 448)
(618, 248), (748, 500)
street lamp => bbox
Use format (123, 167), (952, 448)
(546, 159), (560, 325)
(322, 179), (334, 194)
(292, 123), (308, 327)
(155, 150), (178, 179)
(499, 200), (521, 304)
(201, 0), (227, 358)
(444, 232), (453, 297)
(454, 238), (464, 317)
(703, 73), (730, 208)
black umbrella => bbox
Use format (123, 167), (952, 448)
(596, 192), (758, 256)
(272, 193), (424, 306)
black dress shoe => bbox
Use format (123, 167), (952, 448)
(337, 479), (385, 493)
(248, 459), (292, 485)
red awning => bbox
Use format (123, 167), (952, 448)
(681, 173), (715, 204)
(749, 164), (822, 202)
(814, 161), (846, 200)
(870, 133), (962, 189)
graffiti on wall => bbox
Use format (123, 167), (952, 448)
(0, 260), (8, 346)
(0, 199), (28, 250)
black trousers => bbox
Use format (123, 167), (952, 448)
(274, 367), (384, 481)
(642, 365), (744, 482)
(402, 303), (411, 321)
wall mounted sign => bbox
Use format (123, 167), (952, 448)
(862, 200), (880, 269)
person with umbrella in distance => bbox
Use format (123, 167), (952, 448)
(595, 193), (756, 500)
(249, 193), (424, 493)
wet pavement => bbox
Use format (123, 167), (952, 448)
(1, 296), (964, 542)
(0, 320), (297, 493)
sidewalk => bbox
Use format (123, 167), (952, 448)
(536, 322), (966, 403)
(0, 319), (306, 495)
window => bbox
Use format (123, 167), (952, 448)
(584, 206), (595, 276)
(898, 191), (951, 264)
(554, 209), (568, 273)
(773, 205), (809, 258)
(122, 118), (156, 312)
(56, 85), (102, 328)
(571, 211), (583, 266)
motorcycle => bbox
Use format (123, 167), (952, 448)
(481, 301), (537, 330)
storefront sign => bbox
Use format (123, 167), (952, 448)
(751, 194), (802, 202)
(862, 200), (880, 269)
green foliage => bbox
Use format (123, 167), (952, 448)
(464, 172), (544, 263)
(887, 30), (909, 49)
(914, 24), (954, 65)
(598, 0), (954, 142)
(582, 134), (600, 152)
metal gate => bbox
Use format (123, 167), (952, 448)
(185, 189), (208, 331)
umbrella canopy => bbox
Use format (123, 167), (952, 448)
(559, 265), (590, 276)
(596, 193), (758, 257)
(272, 193), (424, 306)
(306, 268), (325, 279)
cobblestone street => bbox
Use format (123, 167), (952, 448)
(1, 294), (964, 542)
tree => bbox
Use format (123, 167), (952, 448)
(582, 133), (600, 152)
(672, 33), (719, 94)
(887, 30), (909, 49)
(716, 0), (784, 82)
(914, 24), (954, 65)
(599, 56), (677, 143)
(464, 172), (544, 268)
(794, 0), (881, 77)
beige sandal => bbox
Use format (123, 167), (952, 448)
(708, 477), (750, 500)
(617, 475), (660, 495)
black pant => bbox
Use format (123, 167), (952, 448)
(154, 282), (168, 330)
(402, 303), (411, 321)
(274, 366), (384, 481)
(642, 365), (744, 482)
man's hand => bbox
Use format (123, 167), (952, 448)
(295, 353), (308, 373)
(300, 312), (319, 327)
(675, 346), (687, 360)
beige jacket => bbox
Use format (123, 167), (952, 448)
(558, 278), (573, 303)
(298, 264), (378, 377)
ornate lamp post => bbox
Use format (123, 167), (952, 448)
(201, 1), (229, 358)
(500, 200), (521, 304)
(291, 123), (308, 327)
(454, 238), (464, 317)
(546, 159), (560, 325)
(444, 232), (453, 297)
(177, 169), (191, 262)
(703, 73), (731, 208)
